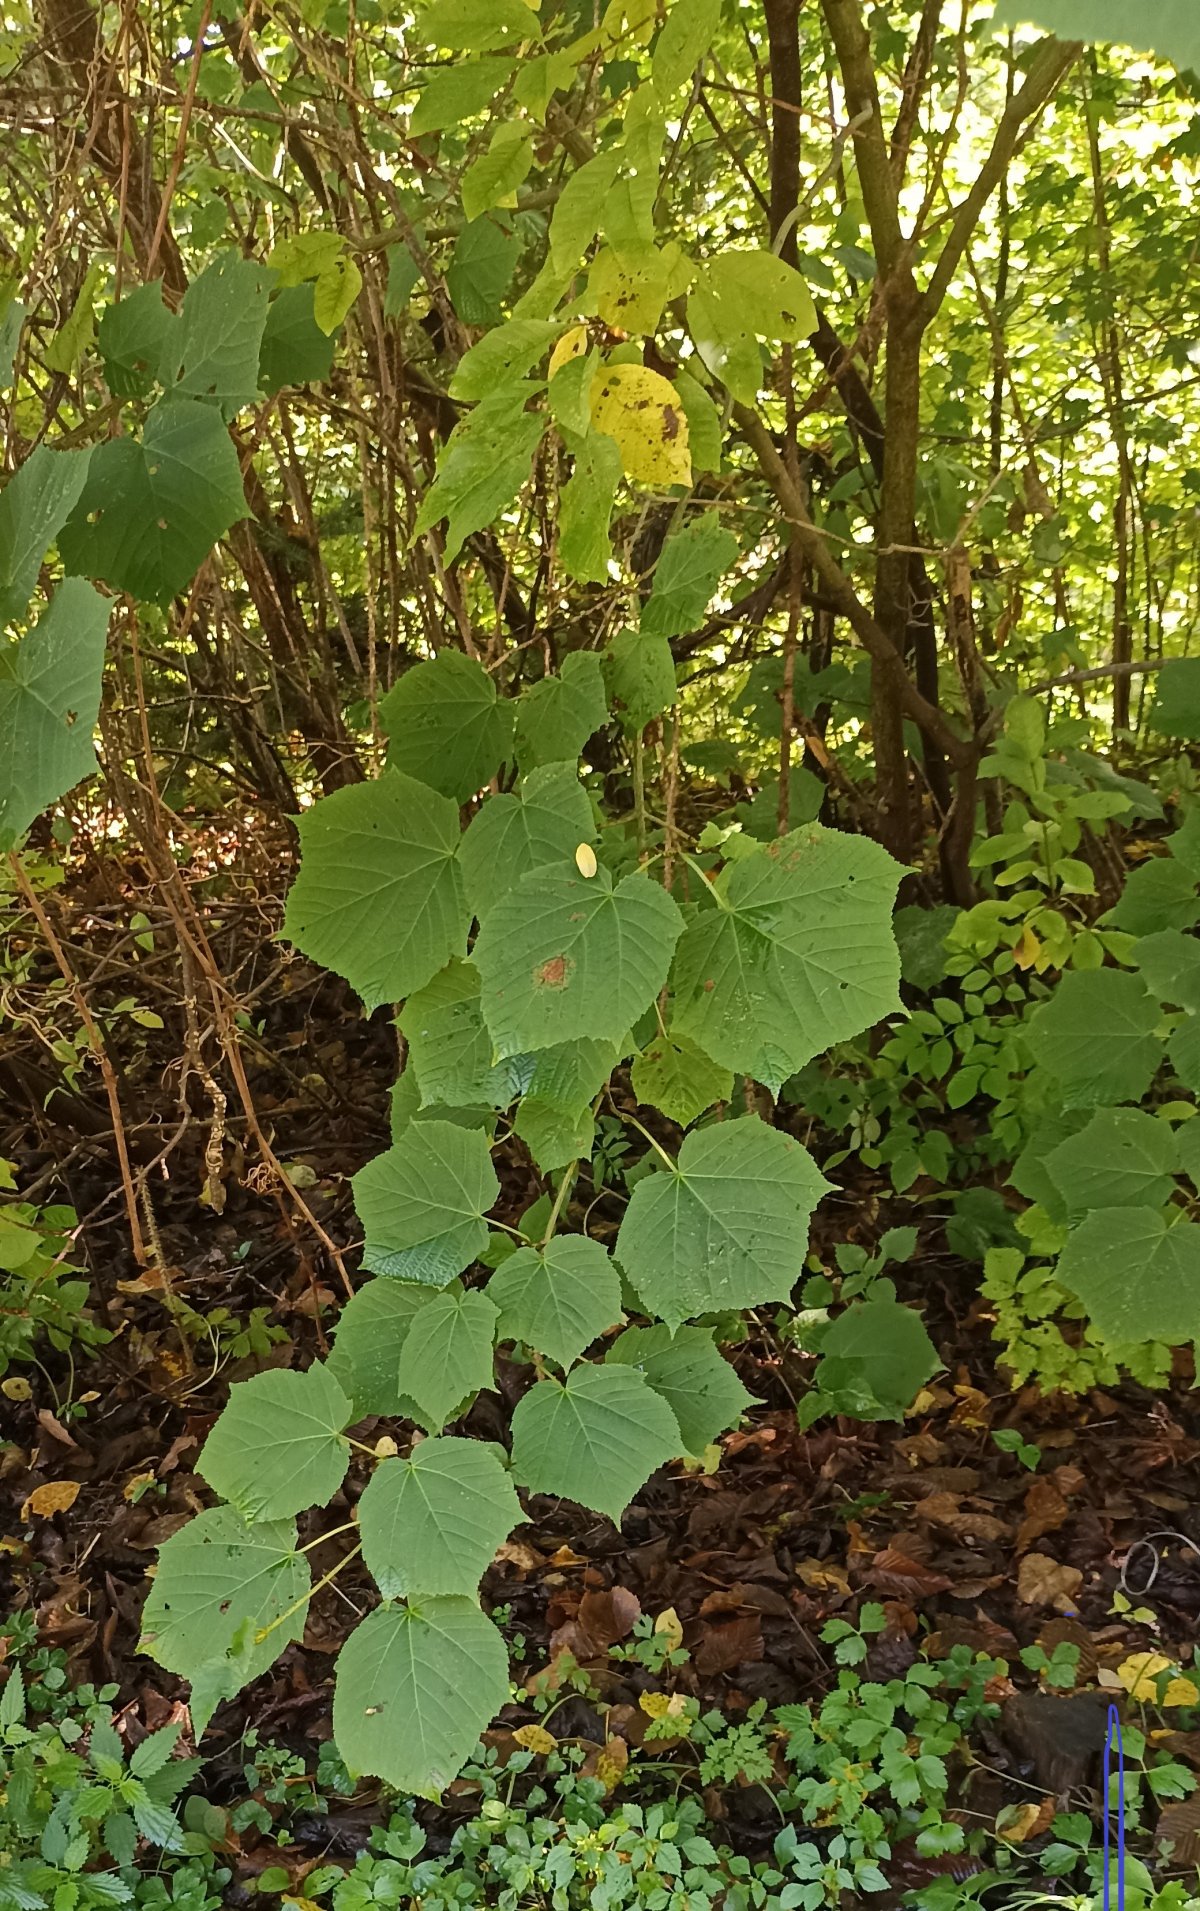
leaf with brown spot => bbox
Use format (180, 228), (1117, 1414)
(535, 954), (569, 989)
(589, 364), (691, 486)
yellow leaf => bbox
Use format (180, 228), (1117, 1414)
(575, 842), (598, 878)
(796, 1557), (851, 1595)
(654, 1607), (684, 1652)
(589, 364), (690, 487)
(549, 325), (588, 378)
(639, 1690), (687, 1720)
(600, 0), (656, 45)
(21, 1480), (80, 1519)
(374, 1436), (399, 1459)
(1117, 1650), (1171, 1699)
(678, 1442), (721, 1475)
(1013, 925), (1042, 970)
(1117, 1650), (1198, 1705)
(996, 1800), (1053, 1844)
(594, 1735), (629, 1792)
(2, 1377), (32, 1401)
(513, 1723), (557, 1755)
(588, 244), (692, 336)
(123, 1470), (156, 1504)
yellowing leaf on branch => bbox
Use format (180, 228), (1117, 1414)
(589, 364), (690, 487)
(1013, 924), (1042, 970)
(587, 244), (692, 336)
(599, 0), (656, 47)
(21, 1480), (80, 1519)
(654, 1607), (684, 1651)
(548, 324), (588, 379)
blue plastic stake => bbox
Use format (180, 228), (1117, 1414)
(1104, 1701), (1125, 1911)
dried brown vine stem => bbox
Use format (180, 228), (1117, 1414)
(146, 0), (214, 279)
(106, 612), (357, 1309)
(8, 851), (147, 1267)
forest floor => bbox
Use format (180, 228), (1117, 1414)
(4, 850), (1200, 1898)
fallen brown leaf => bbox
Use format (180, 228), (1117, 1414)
(694, 1612), (763, 1677)
(893, 1432), (946, 1468)
(1035, 1616), (1097, 1681)
(916, 1490), (1008, 1543)
(723, 1427), (777, 1456)
(157, 1431), (197, 1476)
(868, 1548), (954, 1597)
(1155, 1792), (1200, 1865)
(1016, 1480), (1069, 1552)
(699, 1583), (792, 1619)
(796, 1557), (851, 1595)
(1150, 1729), (1200, 1769)
(36, 1409), (78, 1449)
(494, 1539), (543, 1573)
(949, 1573), (1006, 1598)
(1051, 1463), (1085, 1498)
(925, 1617), (1018, 1658)
(1017, 1552), (1083, 1611)
(573, 1585), (641, 1652)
